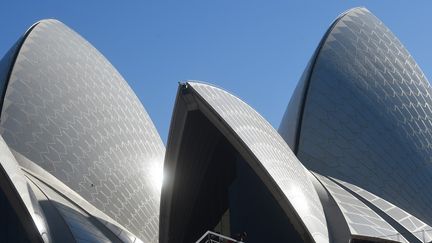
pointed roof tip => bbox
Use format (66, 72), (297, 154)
(178, 80), (203, 90)
(185, 80), (218, 89)
(185, 80), (226, 89)
(333, 7), (370, 23)
(319, 7), (372, 43)
(36, 18), (62, 24)
(23, 19), (64, 38)
(31, 19), (63, 28)
(178, 82), (188, 91)
(185, 80), (205, 85)
(319, 7), (373, 44)
(346, 6), (369, 13)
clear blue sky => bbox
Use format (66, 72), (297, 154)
(1, 1), (431, 143)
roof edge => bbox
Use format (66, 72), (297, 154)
(185, 81), (322, 242)
(291, 7), (368, 154)
(0, 20), (42, 117)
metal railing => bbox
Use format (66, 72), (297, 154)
(195, 231), (244, 243)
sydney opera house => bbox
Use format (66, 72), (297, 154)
(0, 6), (431, 243)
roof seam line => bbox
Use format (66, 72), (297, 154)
(293, 9), (355, 154)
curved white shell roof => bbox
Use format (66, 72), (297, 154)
(187, 81), (329, 243)
(313, 173), (406, 242)
(280, 7), (432, 227)
(0, 19), (164, 242)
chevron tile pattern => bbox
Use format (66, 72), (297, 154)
(334, 177), (432, 242)
(282, 8), (432, 227)
(189, 81), (329, 243)
(0, 20), (165, 242)
(314, 173), (406, 242)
